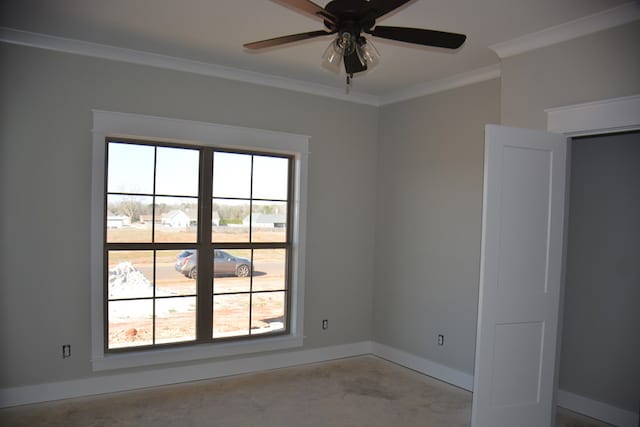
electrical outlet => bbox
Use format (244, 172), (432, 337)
(62, 344), (71, 359)
(322, 319), (328, 330)
(437, 334), (444, 346)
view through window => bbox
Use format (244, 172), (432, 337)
(105, 139), (292, 351)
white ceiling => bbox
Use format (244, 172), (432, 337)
(0, 0), (634, 100)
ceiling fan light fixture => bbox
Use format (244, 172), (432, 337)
(357, 37), (380, 69)
(245, 0), (467, 80)
(321, 38), (344, 72)
(336, 32), (356, 55)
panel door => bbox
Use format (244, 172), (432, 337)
(472, 124), (567, 427)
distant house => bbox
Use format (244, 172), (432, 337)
(161, 210), (191, 228)
(242, 213), (287, 228)
(176, 208), (220, 226)
(106, 213), (131, 229)
(139, 214), (154, 224)
(183, 208), (198, 227)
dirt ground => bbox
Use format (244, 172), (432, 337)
(107, 262), (287, 348)
(108, 293), (286, 348)
(107, 227), (288, 349)
(107, 225), (287, 244)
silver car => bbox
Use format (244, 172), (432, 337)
(175, 250), (251, 279)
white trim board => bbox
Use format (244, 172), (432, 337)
(546, 94), (640, 137)
(0, 26), (495, 106)
(491, 2), (640, 58)
(371, 342), (474, 391)
(0, 27), (378, 106)
(1, 4), (636, 105)
(557, 390), (639, 427)
(90, 110), (310, 371)
(379, 64), (500, 106)
(545, 93), (640, 427)
(0, 341), (372, 409)
(371, 345), (638, 427)
(1, 340), (636, 427)
(0, 341), (473, 408)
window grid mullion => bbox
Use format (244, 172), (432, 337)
(248, 155), (254, 335)
(110, 294), (197, 302)
(197, 147), (214, 341)
(152, 146), (158, 345)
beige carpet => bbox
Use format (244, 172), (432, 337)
(0, 356), (611, 427)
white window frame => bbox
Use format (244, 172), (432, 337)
(91, 110), (309, 371)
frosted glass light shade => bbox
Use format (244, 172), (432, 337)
(321, 40), (344, 72)
(357, 38), (380, 69)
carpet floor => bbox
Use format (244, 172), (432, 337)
(0, 356), (611, 427)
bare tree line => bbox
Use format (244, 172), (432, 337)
(109, 197), (282, 224)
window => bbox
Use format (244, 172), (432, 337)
(92, 111), (308, 370)
(106, 141), (293, 351)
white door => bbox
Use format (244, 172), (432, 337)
(471, 125), (567, 427)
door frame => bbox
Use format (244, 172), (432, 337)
(545, 94), (640, 425)
(545, 94), (640, 138)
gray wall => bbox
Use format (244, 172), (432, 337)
(560, 132), (640, 413)
(373, 79), (500, 374)
(501, 21), (640, 130)
(0, 43), (378, 388)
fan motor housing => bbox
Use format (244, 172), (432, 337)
(324, 0), (376, 33)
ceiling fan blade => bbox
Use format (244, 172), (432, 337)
(274, 0), (337, 24)
(244, 30), (333, 50)
(366, 0), (413, 20)
(368, 26), (466, 49)
(344, 50), (367, 75)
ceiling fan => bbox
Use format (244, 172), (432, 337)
(244, 0), (467, 80)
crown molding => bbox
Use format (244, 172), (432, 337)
(0, 25), (500, 107)
(5, 1), (634, 109)
(0, 27), (381, 106)
(378, 63), (501, 106)
(490, 2), (640, 58)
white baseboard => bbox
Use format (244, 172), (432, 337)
(0, 341), (371, 408)
(557, 389), (639, 427)
(3, 339), (637, 427)
(371, 342), (474, 391)
(369, 343), (640, 427)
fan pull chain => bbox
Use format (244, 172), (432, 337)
(346, 73), (353, 94)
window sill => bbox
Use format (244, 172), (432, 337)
(92, 334), (304, 372)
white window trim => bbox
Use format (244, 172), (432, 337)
(91, 110), (309, 371)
